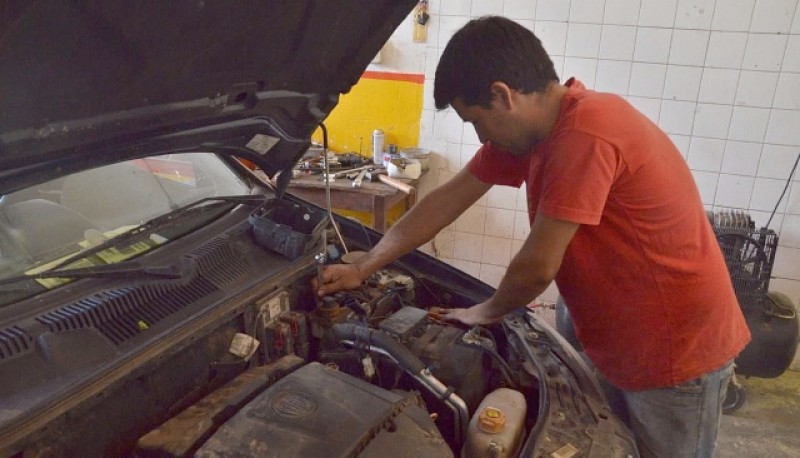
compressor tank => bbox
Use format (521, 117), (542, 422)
(735, 291), (799, 378)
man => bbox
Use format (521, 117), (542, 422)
(316, 16), (750, 457)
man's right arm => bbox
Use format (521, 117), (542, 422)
(315, 167), (491, 295)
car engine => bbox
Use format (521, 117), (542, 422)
(134, 265), (523, 457)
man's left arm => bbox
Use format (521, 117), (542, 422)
(440, 213), (579, 325)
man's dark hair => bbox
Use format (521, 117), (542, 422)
(434, 16), (559, 110)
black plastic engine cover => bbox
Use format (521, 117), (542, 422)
(195, 362), (452, 457)
(408, 324), (489, 412)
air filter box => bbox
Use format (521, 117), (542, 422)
(196, 362), (452, 457)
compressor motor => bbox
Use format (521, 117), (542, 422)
(710, 210), (799, 380)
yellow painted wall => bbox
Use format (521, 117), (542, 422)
(312, 71), (424, 156)
(310, 71), (424, 229)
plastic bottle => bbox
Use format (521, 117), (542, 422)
(372, 129), (385, 165)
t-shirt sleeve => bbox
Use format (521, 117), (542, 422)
(538, 130), (622, 225)
(466, 143), (526, 187)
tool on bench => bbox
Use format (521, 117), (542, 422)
(352, 168), (369, 188)
(364, 168), (415, 194)
(320, 164), (413, 194)
(321, 165), (374, 181)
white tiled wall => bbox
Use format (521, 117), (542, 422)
(415, 0), (800, 311)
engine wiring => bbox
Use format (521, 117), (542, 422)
(463, 326), (518, 388)
(380, 263), (445, 306)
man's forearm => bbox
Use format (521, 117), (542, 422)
(483, 263), (551, 317)
(443, 261), (551, 326)
(479, 214), (577, 318)
(354, 192), (458, 277)
(353, 169), (490, 280)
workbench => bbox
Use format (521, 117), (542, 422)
(286, 173), (418, 232)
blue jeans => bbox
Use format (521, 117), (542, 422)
(602, 360), (735, 458)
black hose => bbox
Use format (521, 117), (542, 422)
(482, 346), (517, 388)
(765, 152), (800, 230)
(332, 323), (426, 374)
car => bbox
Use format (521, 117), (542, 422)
(0, 2), (637, 456)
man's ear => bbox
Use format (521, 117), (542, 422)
(489, 82), (514, 109)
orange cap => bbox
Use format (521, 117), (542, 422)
(477, 406), (506, 433)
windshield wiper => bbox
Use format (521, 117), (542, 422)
(44, 194), (265, 273)
(0, 261), (185, 287)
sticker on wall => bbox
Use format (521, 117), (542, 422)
(413, 1), (429, 43)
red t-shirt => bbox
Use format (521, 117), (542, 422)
(467, 79), (750, 390)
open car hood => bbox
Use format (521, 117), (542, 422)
(0, 0), (416, 195)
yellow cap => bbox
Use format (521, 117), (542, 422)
(477, 406), (506, 433)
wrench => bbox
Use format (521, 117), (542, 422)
(352, 168), (368, 188)
(321, 165), (374, 181)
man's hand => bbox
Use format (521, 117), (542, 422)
(437, 301), (505, 326)
(313, 263), (367, 296)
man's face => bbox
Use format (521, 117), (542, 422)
(451, 95), (531, 157)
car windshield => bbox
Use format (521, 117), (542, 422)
(0, 153), (252, 292)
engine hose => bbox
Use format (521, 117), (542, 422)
(333, 323), (425, 374)
(339, 339), (469, 443)
(482, 346), (517, 388)
(413, 366), (469, 442)
(334, 323), (469, 442)
(462, 328), (517, 388)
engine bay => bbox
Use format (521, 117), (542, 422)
(135, 263), (533, 457)
(0, 202), (637, 457)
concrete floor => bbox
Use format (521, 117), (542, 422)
(717, 369), (800, 457)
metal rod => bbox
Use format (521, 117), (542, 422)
(318, 122), (349, 253)
(340, 340), (469, 443)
